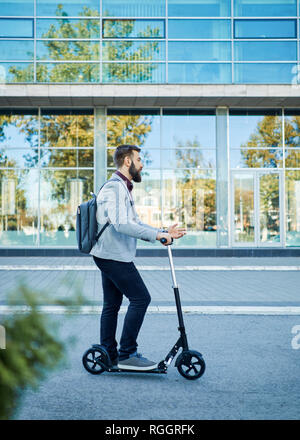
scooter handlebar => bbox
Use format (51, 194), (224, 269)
(160, 237), (173, 245)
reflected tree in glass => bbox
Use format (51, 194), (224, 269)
(240, 115), (283, 168)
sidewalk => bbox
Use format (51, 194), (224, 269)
(0, 256), (300, 310)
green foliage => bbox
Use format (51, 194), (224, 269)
(0, 280), (85, 420)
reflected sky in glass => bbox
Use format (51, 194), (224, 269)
(162, 114), (216, 148)
(36, 0), (100, 17)
(102, 0), (165, 17)
(169, 19), (231, 39)
(168, 0), (230, 17)
(234, 19), (297, 39)
(234, 41), (297, 62)
(234, 0), (297, 17)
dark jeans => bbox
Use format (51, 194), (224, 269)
(93, 256), (151, 361)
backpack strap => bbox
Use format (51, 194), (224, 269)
(95, 177), (120, 242)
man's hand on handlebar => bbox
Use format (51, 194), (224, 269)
(156, 224), (187, 246)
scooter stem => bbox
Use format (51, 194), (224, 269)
(167, 244), (178, 288)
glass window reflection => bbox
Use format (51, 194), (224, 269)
(286, 171), (300, 246)
(36, 41), (100, 61)
(36, 0), (100, 17)
(284, 112), (300, 150)
(234, 0), (297, 17)
(36, 63), (99, 82)
(0, 63), (34, 83)
(0, 41), (34, 61)
(229, 110), (282, 150)
(234, 19), (297, 39)
(234, 63), (296, 84)
(230, 149), (283, 168)
(0, 0), (34, 16)
(0, 149), (38, 168)
(102, 63), (165, 83)
(103, 20), (165, 39)
(0, 111), (38, 150)
(168, 62), (231, 84)
(234, 41), (297, 62)
(168, 19), (231, 39)
(102, 0), (165, 17)
(162, 110), (216, 148)
(39, 169), (93, 246)
(162, 169), (217, 247)
(36, 18), (100, 39)
(40, 149), (93, 167)
(40, 110), (94, 148)
(0, 19), (33, 38)
(0, 169), (39, 246)
(168, 41), (231, 62)
(168, 0), (230, 17)
(106, 110), (160, 149)
(103, 41), (165, 61)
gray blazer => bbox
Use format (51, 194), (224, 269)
(90, 174), (162, 262)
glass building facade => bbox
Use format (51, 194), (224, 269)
(0, 0), (299, 84)
(1, 1), (300, 250)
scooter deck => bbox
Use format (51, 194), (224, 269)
(107, 366), (167, 374)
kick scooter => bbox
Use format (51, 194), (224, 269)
(82, 238), (206, 380)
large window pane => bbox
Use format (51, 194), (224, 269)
(234, 63), (296, 83)
(162, 169), (217, 247)
(0, 0), (34, 16)
(168, 0), (230, 17)
(0, 111), (38, 152)
(40, 110), (94, 148)
(102, 0), (165, 17)
(107, 148), (160, 168)
(36, 41), (100, 61)
(36, 0), (100, 17)
(106, 110), (160, 149)
(234, 41), (297, 62)
(103, 41), (165, 61)
(230, 149), (283, 168)
(234, 19), (297, 39)
(0, 19), (33, 38)
(103, 20), (165, 39)
(168, 19), (231, 39)
(161, 149), (216, 168)
(168, 62), (231, 83)
(103, 63), (165, 83)
(36, 63), (99, 82)
(39, 170), (93, 246)
(0, 63), (34, 83)
(229, 110), (282, 150)
(168, 41), (231, 61)
(0, 41), (34, 61)
(162, 110), (216, 148)
(40, 149), (94, 167)
(134, 170), (162, 230)
(284, 111), (300, 150)
(37, 18), (100, 39)
(234, 0), (297, 17)
(0, 150), (38, 168)
(286, 171), (300, 246)
(0, 169), (38, 246)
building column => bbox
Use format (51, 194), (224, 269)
(94, 107), (107, 192)
(216, 106), (229, 247)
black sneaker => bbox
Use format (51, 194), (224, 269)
(118, 352), (158, 371)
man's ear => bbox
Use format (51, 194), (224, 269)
(124, 155), (132, 168)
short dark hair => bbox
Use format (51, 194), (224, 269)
(113, 144), (141, 169)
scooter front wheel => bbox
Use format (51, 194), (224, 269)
(176, 350), (206, 380)
(82, 347), (106, 375)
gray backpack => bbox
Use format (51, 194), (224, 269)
(76, 178), (119, 254)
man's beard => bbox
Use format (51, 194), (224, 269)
(129, 162), (142, 182)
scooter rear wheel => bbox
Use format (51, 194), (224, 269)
(176, 350), (206, 380)
(82, 347), (106, 375)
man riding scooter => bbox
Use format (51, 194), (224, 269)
(90, 144), (186, 371)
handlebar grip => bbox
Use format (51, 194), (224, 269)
(160, 237), (173, 245)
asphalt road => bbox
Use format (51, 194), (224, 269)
(13, 313), (300, 420)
